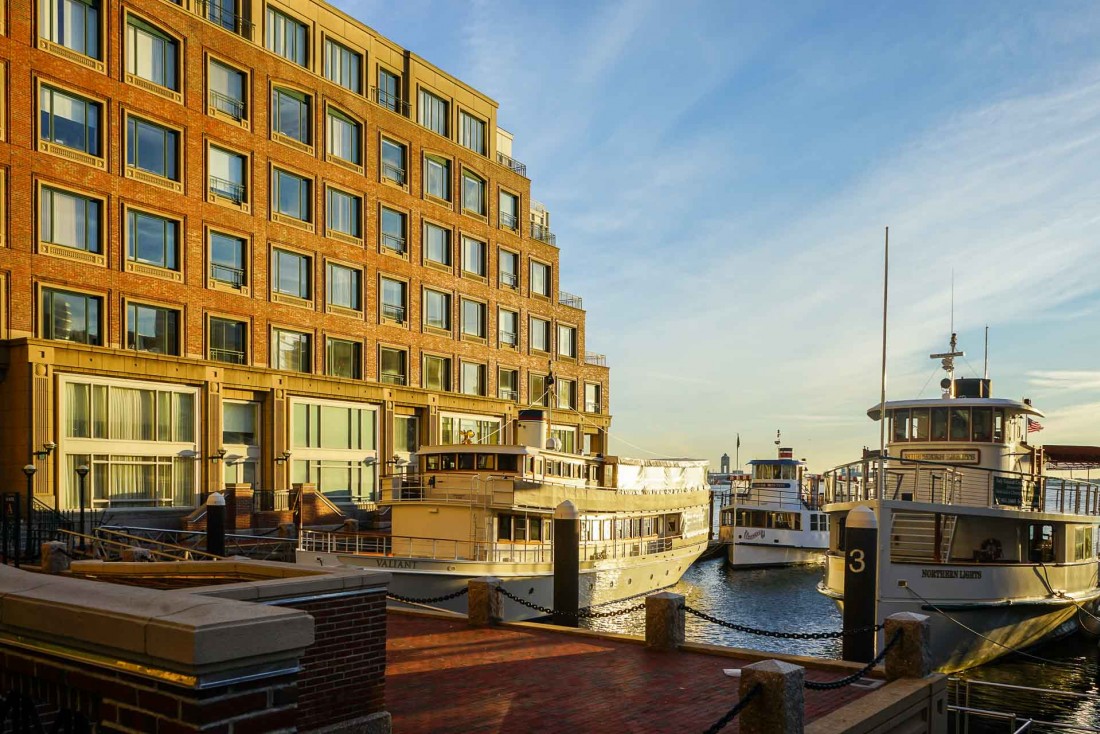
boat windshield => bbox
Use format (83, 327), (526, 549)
(424, 453), (520, 472)
(754, 463), (797, 481)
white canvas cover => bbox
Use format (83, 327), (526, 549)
(614, 458), (709, 492)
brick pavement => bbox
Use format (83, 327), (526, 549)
(387, 612), (874, 733)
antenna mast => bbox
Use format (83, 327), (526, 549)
(878, 227), (889, 494)
(983, 325), (989, 380)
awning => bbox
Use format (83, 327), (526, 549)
(1043, 445), (1100, 470)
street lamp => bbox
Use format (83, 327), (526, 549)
(75, 464), (90, 551)
(209, 447), (227, 463)
(32, 442), (56, 460)
(22, 464), (36, 558)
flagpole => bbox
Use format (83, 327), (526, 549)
(736, 433), (740, 471)
(878, 227), (889, 497)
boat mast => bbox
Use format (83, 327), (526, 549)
(877, 227), (889, 494)
(983, 325), (989, 380)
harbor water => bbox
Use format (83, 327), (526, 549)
(581, 556), (1100, 731)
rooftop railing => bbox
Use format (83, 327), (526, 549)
(558, 290), (583, 309)
(496, 151), (527, 177)
(531, 222), (556, 246)
(585, 352), (607, 367)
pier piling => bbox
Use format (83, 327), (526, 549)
(552, 500), (580, 627)
(842, 505), (878, 663)
(206, 492), (227, 557)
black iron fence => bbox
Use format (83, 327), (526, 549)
(1, 494), (104, 566)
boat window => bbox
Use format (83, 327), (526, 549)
(440, 454), (457, 470)
(1028, 524), (1055, 563)
(993, 409), (1004, 442)
(768, 512), (801, 530)
(498, 454), (518, 472)
(950, 408), (970, 441)
(497, 514), (512, 540)
(531, 519), (543, 541)
(736, 509), (767, 528)
(457, 453), (475, 470)
(426, 455), (440, 471)
(911, 409), (930, 441)
(665, 514), (680, 535)
(971, 408), (992, 442)
(1074, 527), (1094, 561)
(931, 408), (949, 441)
(476, 454), (495, 470)
(892, 409), (910, 442)
(754, 464), (778, 480)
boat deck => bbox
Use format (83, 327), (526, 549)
(387, 611), (879, 732)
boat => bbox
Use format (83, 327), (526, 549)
(297, 408), (711, 620)
(717, 437), (829, 568)
(818, 333), (1100, 672)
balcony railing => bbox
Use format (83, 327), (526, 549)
(382, 161), (406, 185)
(210, 347), (246, 365)
(499, 211), (518, 230)
(380, 372), (407, 385)
(208, 89), (246, 120)
(558, 290), (583, 309)
(210, 262), (245, 288)
(381, 233), (406, 254)
(499, 389), (519, 401)
(196, 0), (253, 39)
(499, 272), (518, 289)
(370, 87), (410, 116)
(382, 304), (406, 323)
(499, 330), (517, 347)
(209, 176), (246, 204)
(531, 222), (556, 245)
(585, 352), (607, 367)
(496, 151), (527, 177)
(585, 402), (601, 413)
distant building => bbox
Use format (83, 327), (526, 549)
(720, 453), (730, 474)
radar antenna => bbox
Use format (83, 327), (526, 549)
(930, 333), (965, 398)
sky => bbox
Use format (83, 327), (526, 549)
(335, 0), (1100, 470)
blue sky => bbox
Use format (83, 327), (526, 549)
(337, 0), (1100, 470)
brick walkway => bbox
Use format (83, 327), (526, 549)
(387, 613), (872, 733)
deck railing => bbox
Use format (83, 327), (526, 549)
(558, 290), (583, 309)
(531, 222), (556, 245)
(584, 352), (607, 367)
(496, 151), (527, 177)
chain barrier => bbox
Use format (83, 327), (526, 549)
(386, 587), (469, 605)
(682, 604), (885, 639)
(497, 586), (646, 619)
(803, 631), (902, 690)
(702, 682), (762, 734)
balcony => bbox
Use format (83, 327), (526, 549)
(370, 87), (410, 117)
(209, 176), (246, 204)
(499, 330), (517, 348)
(381, 161), (406, 185)
(585, 402), (601, 413)
(381, 233), (407, 254)
(210, 262), (245, 288)
(196, 0), (253, 39)
(380, 372), (407, 385)
(585, 352), (607, 367)
(499, 389), (519, 401)
(382, 303), (406, 323)
(558, 291), (583, 309)
(496, 151), (527, 177)
(208, 90), (245, 121)
(531, 222), (556, 246)
(210, 347), (246, 365)
(499, 211), (518, 231)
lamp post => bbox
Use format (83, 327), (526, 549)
(22, 464), (36, 558)
(75, 464), (90, 551)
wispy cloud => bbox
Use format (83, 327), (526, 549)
(1027, 371), (1100, 392)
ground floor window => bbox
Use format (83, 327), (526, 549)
(291, 459), (376, 504)
(290, 397), (378, 503)
(63, 453), (195, 509)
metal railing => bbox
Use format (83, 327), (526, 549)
(499, 211), (518, 230)
(949, 677), (1100, 733)
(500, 272), (518, 289)
(496, 151), (527, 176)
(382, 303), (406, 323)
(210, 262), (245, 288)
(209, 176), (245, 204)
(370, 86), (409, 116)
(253, 489), (290, 512)
(210, 347), (247, 364)
(585, 352), (607, 367)
(499, 330), (517, 347)
(208, 89), (246, 120)
(380, 372), (407, 385)
(585, 401), (601, 413)
(96, 525), (295, 562)
(381, 232), (406, 253)
(558, 290), (583, 309)
(196, 0), (253, 37)
(381, 161), (405, 184)
(499, 389), (519, 401)
(530, 222), (556, 245)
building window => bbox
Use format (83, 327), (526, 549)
(326, 188), (361, 239)
(326, 262), (361, 311)
(272, 168), (311, 223)
(323, 38), (361, 93)
(209, 316), (247, 364)
(530, 317), (550, 353)
(558, 324), (577, 358)
(462, 236), (486, 277)
(380, 277), (406, 323)
(418, 89), (448, 136)
(126, 302), (179, 355)
(209, 231), (246, 289)
(379, 346), (406, 384)
(461, 362), (486, 396)
(376, 68), (401, 112)
(462, 170), (486, 216)
(290, 398), (378, 503)
(326, 337), (361, 379)
(272, 328), (311, 372)
(423, 289), (451, 332)
(529, 373), (549, 407)
(272, 248), (311, 300)
(222, 400), (260, 487)
(126, 16), (178, 90)
(424, 155), (450, 201)
(557, 379), (576, 410)
(459, 111), (486, 155)
(441, 415), (501, 445)
(499, 249), (519, 289)
(272, 87), (311, 145)
(424, 222), (451, 267)
(422, 354), (451, 392)
(40, 0), (100, 60)
(208, 146), (247, 204)
(585, 383), (601, 413)
(128, 210), (178, 271)
(394, 415), (418, 454)
(380, 207), (406, 254)
(208, 59), (247, 121)
(327, 108), (361, 166)
(40, 85), (101, 157)
(40, 187), (100, 253)
(499, 190), (518, 230)
(381, 138), (406, 184)
(551, 426), (576, 454)
(266, 7), (307, 67)
(461, 299), (486, 339)
(531, 260), (551, 297)
(42, 287), (100, 344)
(126, 116), (179, 181)
(499, 368), (518, 401)
(206, 0), (245, 35)
(498, 309), (518, 348)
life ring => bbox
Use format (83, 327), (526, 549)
(980, 537), (1002, 561)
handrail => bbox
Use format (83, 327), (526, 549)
(558, 290), (583, 309)
(210, 262), (245, 287)
(496, 151), (527, 177)
(196, 0), (254, 38)
(499, 211), (518, 230)
(208, 89), (245, 119)
(381, 303), (406, 322)
(210, 346), (247, 364)
(209, 175), (246, 203)
(381, 232), (406, 253)
(381, 161), (405, 184)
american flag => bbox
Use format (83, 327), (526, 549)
(1027, 418), (1044, 433)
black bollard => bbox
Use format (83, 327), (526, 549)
(206, 492), (227, 557)
(552, 500), (580, 627)
(842, 505), (879, 663)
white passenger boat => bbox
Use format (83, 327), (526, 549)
(298, 409), (711, 620)
(718, 441), (829, 568)
(819, 334), (1100, 672)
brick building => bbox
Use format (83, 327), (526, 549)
(0, 0), (610, 519)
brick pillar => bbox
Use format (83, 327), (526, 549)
(225, 483), (253, 531)
(292, 483), (318, 526)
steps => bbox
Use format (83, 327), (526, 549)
(890, 512), (956, 562)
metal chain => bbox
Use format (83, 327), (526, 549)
(386, 587), (469, 605)
(682, 604), (884, 639)
(497, 586), (646, 619)
(803, 631), (902, 690)
(702, 682), (762, 734)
